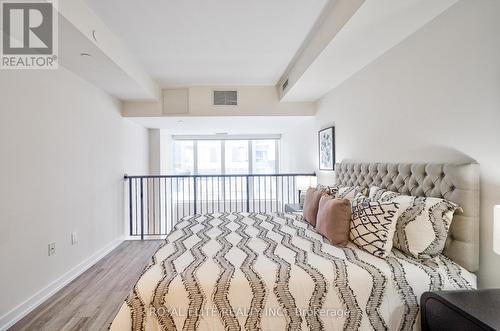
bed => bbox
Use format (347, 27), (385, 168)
(110, 162), (480, 331)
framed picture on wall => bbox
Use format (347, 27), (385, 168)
(318, 126), (335, 171)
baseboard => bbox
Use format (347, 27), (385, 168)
(0, 237), (125, 331)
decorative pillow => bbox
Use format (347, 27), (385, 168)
(316, 195), (351, 246)
(350, 194), (401, 258)
(368, 186), (461, 259)
(316, 184), (341, 196)
(336, 186), (368, 201)
(302, 187), (323, 227)
(368, 186), (400, 202)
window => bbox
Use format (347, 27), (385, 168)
(197, 140), (222, 174)
(252, 140), (277, 174)
(173, 140), (194, 175)
(225, 140), (249, 174)
(173, 136), (279, 175)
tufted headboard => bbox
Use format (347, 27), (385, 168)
(335, 162), (480, 272)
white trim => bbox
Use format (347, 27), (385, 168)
(172, 134), (281, 141)
(0, 238), (125, 331)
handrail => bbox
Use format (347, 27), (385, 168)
(124, 172), (316, 179)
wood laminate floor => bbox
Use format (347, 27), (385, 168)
(10, 240), (163, 331)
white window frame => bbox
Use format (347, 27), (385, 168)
(173, 135), (280, 175)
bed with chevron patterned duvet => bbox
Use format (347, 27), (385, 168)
(110, 212), (475, 331)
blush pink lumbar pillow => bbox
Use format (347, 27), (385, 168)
(315, 195), (351, 246)
(302, 187), (323, 227)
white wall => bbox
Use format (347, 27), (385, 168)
(0, 67), (149, 324)
(280, 121), (316, 173)
(123, 119), (149, 175)
(314, 0), (500, 288)
(148, 129), (162, 174)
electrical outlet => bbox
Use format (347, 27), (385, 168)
(71, 232), (78, 245)
(48, 242), (56, 256)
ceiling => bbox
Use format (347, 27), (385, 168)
(281, 0), (459, 101)
(84, 0), (329, 87)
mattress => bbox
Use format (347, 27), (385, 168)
(110, 212), (476, 331)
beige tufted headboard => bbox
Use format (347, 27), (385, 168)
(335, 162), (480, 272)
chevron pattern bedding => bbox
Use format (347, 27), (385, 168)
(110, 212), (475, 331)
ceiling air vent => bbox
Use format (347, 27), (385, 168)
(282, 79), (289, 91)
(213, 90), (238, 106)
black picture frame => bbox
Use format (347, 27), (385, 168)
(318, 126), (335, 171)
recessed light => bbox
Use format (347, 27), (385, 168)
(80, 52), (92, 57)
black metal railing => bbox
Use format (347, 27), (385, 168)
(124, 173), (316, 239)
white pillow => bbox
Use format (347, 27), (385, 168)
(350, 194), (401, 258)
(368, 186), (460, 259)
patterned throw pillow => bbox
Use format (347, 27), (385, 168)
(368, 186), (401, 202)
(336, 186), (368, 201)
(368, 186), (461, 259)
(316, 184), (341, 196)
(350, 194), (401, 258)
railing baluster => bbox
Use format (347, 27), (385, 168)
(163, 178), (167, 235)
(234, 176), (241, 212)
(275, 176), (278, 213)
(158, 178), (160, 234)
(140, 178), (144, 240)
(281, 176), (284, 212)
(246, 176), (250, 213)
(286, 176), (290, 206)
(156, 178), (158, 235)
(257, 176), (262, 213)
(153, 178), (157, 235)
(253, 176), (256, 212)
(269, 176), (272, 212)
(193, 177), (197, 215)
(187, 177), (191, 215)
(170, 178), (173, 231)
(135, 179), (139, 235)
(128, 178), (133, 235)
(158, 178), (161, 235)
(205, 177), (208, 214)
(146, 178), (150, 236)
(265, 176), (268, 213)
(210, 177), (213, 213)
(238, 176), (241, 212)
(229, 177), (232, 213)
